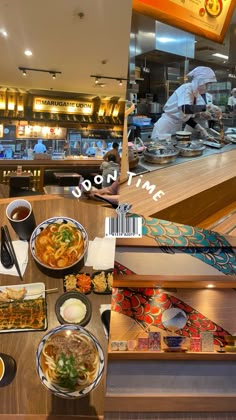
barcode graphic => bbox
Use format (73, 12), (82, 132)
(105, 216), (142, 238)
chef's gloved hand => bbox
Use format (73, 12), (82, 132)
(195, 123), (209, 139)
(199, 110), (212, 120)
(207, 104), (222, 118)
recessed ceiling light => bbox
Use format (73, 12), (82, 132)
(24, 50), (32, 56)
(207, 284), (215, 288)
(1, 30), (8, 37)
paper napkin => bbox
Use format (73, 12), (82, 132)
(0, 240), (28, 276)
(85, 237), (116, 270)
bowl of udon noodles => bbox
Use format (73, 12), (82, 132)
(36, 324), (104, 398)
(30, 217), (88, 272)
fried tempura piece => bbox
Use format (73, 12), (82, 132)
(6, 287), (27, 300)
(0, 292), (10, 302)
(64, 274), (77, 291)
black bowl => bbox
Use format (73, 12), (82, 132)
(55, 291), (92, 326)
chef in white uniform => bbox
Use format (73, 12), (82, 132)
(228, 88), (236, 111)
(151, 66), (221, 140)
(33, 139), (47, 153)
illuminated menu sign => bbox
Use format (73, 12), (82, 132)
(17, 125), (67, 139)
(132, 0), (235, 43)
(33, 97), (94, 115)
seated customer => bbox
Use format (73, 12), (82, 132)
(100, 154), (120, 187)
(33, 139), (47, 153)
(103, 142), (121, 164)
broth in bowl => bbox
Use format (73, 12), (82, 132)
(30, 217), (88, 271)
(36, 325), (104, 398)
(41, 331), (98, 391)
(35, 222), (84, 269)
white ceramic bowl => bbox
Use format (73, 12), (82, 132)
(30, 216), (88, 271)
(35, 324), (104, 399)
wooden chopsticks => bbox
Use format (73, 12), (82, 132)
(2, 225), (24, 281)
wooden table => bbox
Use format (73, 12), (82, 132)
(0, 197), (115, 419)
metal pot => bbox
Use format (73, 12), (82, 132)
(156, 138), (177, 147)
(148, 102), (161, 114)
(143, 145), (179, 164)
(176, 131), (192, 142)
(175, 141), (206, 157)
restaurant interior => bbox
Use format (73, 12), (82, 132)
(0, 1), (236, 420)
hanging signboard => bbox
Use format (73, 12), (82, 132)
(132, 0), (236, 43)
(17, 125), (67, 139)
(33, 97), (94, 115)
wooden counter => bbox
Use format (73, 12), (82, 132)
(0, 158), (103, 192)
(120, 149), (236, 225)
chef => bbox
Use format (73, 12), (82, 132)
(184, 90), (220, 132)
(33, 139), (47, 153)
(227, 88), (236, 111)
(151, 66), (222, 140)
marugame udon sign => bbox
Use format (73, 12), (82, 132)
(33, 97), (94, 114)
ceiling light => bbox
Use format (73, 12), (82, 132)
(24, 49), (32, 56)
(207, 284), (215, 288)
(212, 53), (228, 60)
(90, 74), (128, 84)
(18, 67), (62, 78)
(1, 30), (8, 37)
(119, 79), (123, 86)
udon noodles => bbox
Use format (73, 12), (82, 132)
(35, 222), (84, 268)
(41, 331), (99, 391)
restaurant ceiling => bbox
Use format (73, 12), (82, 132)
(0, 0), (132, 99)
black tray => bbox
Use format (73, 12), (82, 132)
(91, 269), (113, 294)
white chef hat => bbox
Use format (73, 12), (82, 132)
(231, 88), (236, 94)
(187, 66), (217, 92)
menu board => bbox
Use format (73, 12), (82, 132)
(17, 125), (67, 140)
(132, 0), (235, 43)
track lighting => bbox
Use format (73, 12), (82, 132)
(90, 74), (127, 85)
(18, 67), (62, 78)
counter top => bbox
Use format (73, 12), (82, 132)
(120, 149), (236, 225)
(0, 157), (103, 167)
